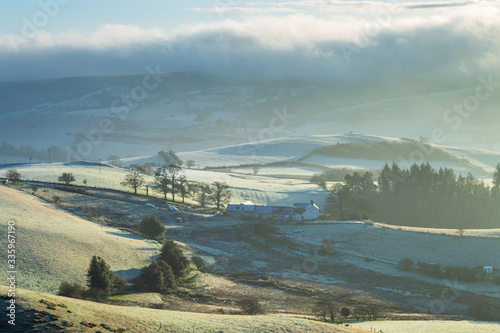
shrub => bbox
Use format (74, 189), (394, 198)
(398, 257), (415, 271)
(53, 196), (61, 204)
(191, 256), (208, 272)
(113, 276), (129, 294)
(468, 296), (500, 321)
(58, 281), (84, 299)
(238, 297), (264, 315)
(138, 216), (166, 239)
(417, 261), (443, 278)
(254, 221), (276, 236)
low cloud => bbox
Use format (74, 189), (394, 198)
(0, 8), (499, 84)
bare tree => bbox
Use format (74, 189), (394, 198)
(155, 167), (171, 200)
(121, 171), (145, 194)
(166, 164), (182, 202)
(313, 297), (338, 322)
(5, 169), (21, 184)
(176, 175), (189, 203)
(186, 160), (195, 169)
(195, 183), (211, 208)
(108, 155), (122, 167)
(211, 181), (231, 209)
(58, 172), (76, 185)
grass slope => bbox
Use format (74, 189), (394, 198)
(0, 286), (367, 333)
(0, 185), (159, 293)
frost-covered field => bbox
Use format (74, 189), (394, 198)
(227, 165), (323, 177)
(0, 162), (153, 193)
(182, 169), (327, 206)
(281, 222), (500, 298)
(0, 186), (159, 293)
(0, 162), (327, 206)
(354, 320), (500, 333)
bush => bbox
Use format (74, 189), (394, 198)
(138, 216), (166, 239)
(113, 275), (129, 294)
(159, 239), (190, 278)
(254, 221), (276, 236)
(238, 297), (264, 315)
(468, 296), (500, 321)
(53, 195), (61, 204)
(191, 256), (209, 272)
(58, 281), (85, 299)
(417, 261), (443, 277)
(398, 257), (415, 271)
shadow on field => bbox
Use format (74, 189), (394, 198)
(114, 268), (142, 280)
(105, 231), (143, 240)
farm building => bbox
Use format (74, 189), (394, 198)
(225, 201), (256, 217)
(254, 206), (294, 220)
(225, 200), (319, 222)
(292, 200), (320, 221)
(483, 266), (494, 274)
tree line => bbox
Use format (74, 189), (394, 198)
(121, 163), (231, 209)
(326, 162), (500, 229)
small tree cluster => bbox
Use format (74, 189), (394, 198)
(139, 260), (176, 293)
(159, 239), (190, 278)
(136, 239), (190, 293)
(353, 304), (380, 321)
(313, 297), (337, 322)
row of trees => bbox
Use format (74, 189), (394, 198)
(121, 164), (231, 208)
(326, 162), (500, 228)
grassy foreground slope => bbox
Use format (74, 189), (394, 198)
(0, 286), (367, 333)
(0, 185), (159, 293)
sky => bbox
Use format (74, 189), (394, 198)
(0, 0), (499, 82)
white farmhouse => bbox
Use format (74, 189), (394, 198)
(293, 200), (320, 221)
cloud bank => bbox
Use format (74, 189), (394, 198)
(0, 3), (499, 83)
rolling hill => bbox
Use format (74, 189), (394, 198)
(0, 286), (365, 333)
(0, 185), (159, 293)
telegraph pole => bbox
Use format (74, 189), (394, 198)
(98, 159), (102, 174)
(28, 155), (32, 163)
(48, 148), (51, 163)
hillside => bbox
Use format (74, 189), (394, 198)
(0, 185), (159, 293)
(0, 286), (365, 333)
